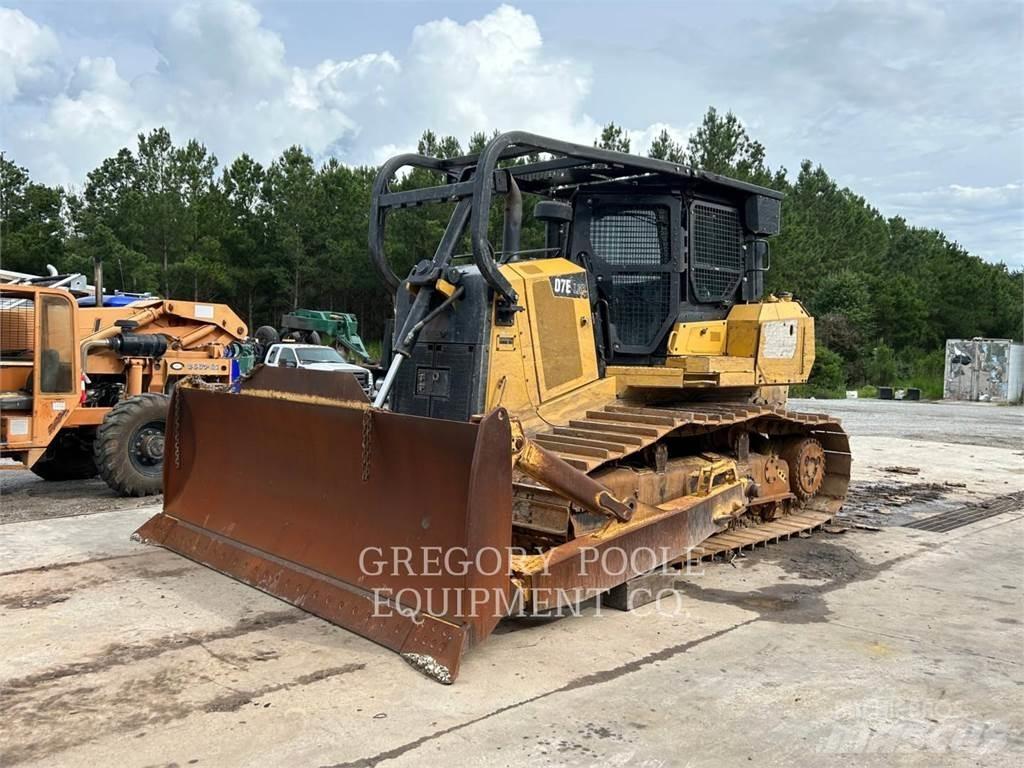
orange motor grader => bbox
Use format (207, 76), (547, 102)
(0, 267), (248, 495)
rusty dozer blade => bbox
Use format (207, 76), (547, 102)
(134, 367), (513, 684)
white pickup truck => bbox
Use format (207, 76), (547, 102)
(263, 343), (374, 396)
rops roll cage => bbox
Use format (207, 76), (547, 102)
(368, 130), (782, 306)
(368, 131), (783, 407)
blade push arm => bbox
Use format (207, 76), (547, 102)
(510, 419), (634, 523)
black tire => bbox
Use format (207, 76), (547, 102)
(254, 326), (280, 363)
(307, 330), (322, 346)
(30, 433), (98, 481)
(255, 325), (279, 347)
(94, 393), (170, 497)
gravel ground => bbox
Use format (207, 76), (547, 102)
(792, 397), (1024, 449)
(791, 397), (1024, 528)
(0, 470), (158, 525)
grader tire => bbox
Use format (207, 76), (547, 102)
(94, 393), (170, 497)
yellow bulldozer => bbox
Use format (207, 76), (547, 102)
(0, 265), (248, 495)
(135, 133), (850, 682)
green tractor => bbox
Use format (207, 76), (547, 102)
(253, 309), (372, 363)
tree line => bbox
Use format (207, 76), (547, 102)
(2, 107), (1021, 396)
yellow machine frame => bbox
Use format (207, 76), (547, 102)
(482, 259), (814, 430)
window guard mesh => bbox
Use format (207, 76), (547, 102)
(691, 202), (743, 303)
(590, 205), (673, 349)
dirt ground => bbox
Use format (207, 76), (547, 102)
(0, 470), (157, 525)
(1, 397), (1022, 767)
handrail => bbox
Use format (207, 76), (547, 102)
(368, 153), (448, 295)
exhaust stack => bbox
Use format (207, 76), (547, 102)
(93, 255), (103, 307)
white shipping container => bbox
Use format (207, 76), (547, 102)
(944, 338), (1024, 402)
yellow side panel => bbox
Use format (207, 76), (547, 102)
(530, 280), (583, 390)
(512, 259), (598, 403)
(485, 259), (599, 413)
(657, 298), (815, 390)
(726, 299), (814, 385)
(484, 269), (539, 414)
(666, 320), (728, 355)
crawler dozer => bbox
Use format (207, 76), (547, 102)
(0, 265), (249, 495)
(136, 133), (850, 682)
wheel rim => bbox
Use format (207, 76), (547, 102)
(129, 420), (166, 477)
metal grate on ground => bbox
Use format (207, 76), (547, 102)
(683, 511), (834, 563)
(903, 491), (1024, 533)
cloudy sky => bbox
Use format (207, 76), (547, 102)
(2, 0), (1022, 267)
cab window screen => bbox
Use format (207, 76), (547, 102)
(590, 207), (671, 266)
(39, 295), (74, 393)
(691, 202), (744, 302)
(590, 205), (673, 349)
(0, 293), (35, 360)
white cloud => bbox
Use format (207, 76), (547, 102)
(20, 56), (140, 183)
(66, 56), (130, 99)
(627, 122), (692, 157)
(0, 7), (60, 102)
(160, 0), (288, 93)
(947, 183), (1023, 206)
(396, 5), (596, 142)
(290, 53), (401, 112)
(888, 182), (1023, 216)
(1, 2), (630, 185)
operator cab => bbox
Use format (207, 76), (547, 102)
(0, 288), (77, 410)
(562, 185), (778, 366)
(370, 132), (785, 421)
